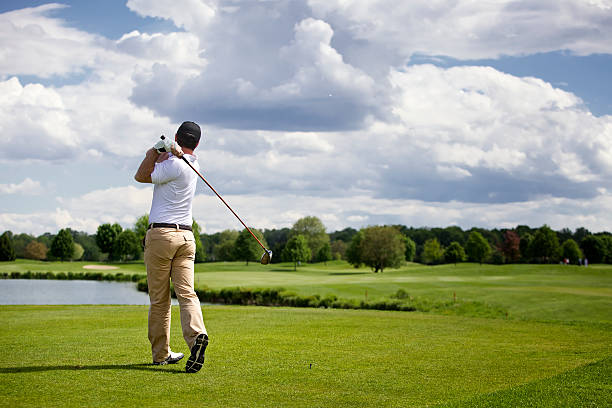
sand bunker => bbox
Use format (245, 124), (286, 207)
(82, 265), (119, 270)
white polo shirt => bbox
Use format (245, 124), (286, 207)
(149, 153), (199, 225)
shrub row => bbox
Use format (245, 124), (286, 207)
(136, 281), (505, 317)
(1, 270), (145, 282)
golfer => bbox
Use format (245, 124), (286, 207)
(134, 121), (208, 373)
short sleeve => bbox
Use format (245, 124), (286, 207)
(151, 157), (182, 184)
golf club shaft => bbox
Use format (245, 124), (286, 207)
(181, 156), (268, 251)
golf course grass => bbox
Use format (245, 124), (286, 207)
(0, 260), (611, 406)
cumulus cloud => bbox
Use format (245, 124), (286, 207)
(0, 76), (174, 161)
(126, 0), (217, 34)
(0, 4), (209, 162)
(0, 178), (43, 195)
(0, 186), (152, 236)
(308, 0), (612, 60)
(188, 64), (612, 206)
(0, 4), (101, 78)
(5, 185), (612, 235)
(128, 1), (379, 131)
(1, 1), (612, 236)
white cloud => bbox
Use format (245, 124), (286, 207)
(4, 186), (612, 235)
(0, 186), (152, 236)
(128, 3), (379, 131)
(0, 178), (43, 195)
(0, 76), (175, 161)
(116, 30), (206, 76)
(1, 1), (611, 236)
(0, 4), (102, 78)
(308, 0), (612, 60)
(126, 0), (217, 34)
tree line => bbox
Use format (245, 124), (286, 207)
(2, 217), (612, 271)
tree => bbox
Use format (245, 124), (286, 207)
(519, 233), (533, 262)
(359, 226), (406, 273)
(330, 240), (347, 260)
(290, 216), (330, 262)
(234, 228), (266, 265)
(24, 241), (47, 260)
(134, 214), (149, 247)
(465, 231), (491, 265)
(282, 235), (311, 271)
(214, 241), (236, 261)
(263, 228), (291, 264)
(601, 236), (612, 264)
(315, 242), (332, 264)
(422, 238), (445, 265)
(112, 230), (140, 262)
(72, 243), (84, 261)
(444, 241), (466, 265)
(191, 219), (206, 263)
(573, 227), (590, 243)
(50, 229), (74, 261)
(346, 231), (364, 268)
(11, 233), (35, 258)
(74, 232), (102, 262)
(404, 236), (416, 262)
(500, 230), (521, 263)
(96, 223), (123, 260)
(211, 230), (239, 261)
(529, 225), (560, 263)
(0, 232), (16, 261)
(561, 239), (582, 264)
(329, 227), (358, 244)
(580, 235), (604, 264)
(438, 226), (466, 246)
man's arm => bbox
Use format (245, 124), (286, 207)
(134, 148), (161, 183)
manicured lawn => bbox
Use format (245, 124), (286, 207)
(0, 305), (610, 407)
(2, 260), (611, 324)
(190, 261), (612, 325)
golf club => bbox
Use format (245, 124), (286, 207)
(158, 136), (273, 265)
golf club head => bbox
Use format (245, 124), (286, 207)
(260, 249), (273, 265)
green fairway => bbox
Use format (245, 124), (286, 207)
(1, 305), (610, 407)
(188, 261), (612, 324)
(1, 261), (611, 406)
(2, 260), (612, 324)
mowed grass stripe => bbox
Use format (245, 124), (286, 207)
(439, 357), (612, 407)
(0, 305), (610, 407)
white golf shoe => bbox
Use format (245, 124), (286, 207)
(153, 350), (184, 365)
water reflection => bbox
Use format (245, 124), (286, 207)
(0, 280), (179, 305)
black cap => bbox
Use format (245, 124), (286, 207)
(176, 121), (201, 149)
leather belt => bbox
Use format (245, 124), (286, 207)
(148, 223), (192, 231)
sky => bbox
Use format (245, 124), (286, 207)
(1, 0), (612, 236)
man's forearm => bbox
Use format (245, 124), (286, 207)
(134, 148), (160, 183)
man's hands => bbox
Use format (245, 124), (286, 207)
(154, 135), (184, 158)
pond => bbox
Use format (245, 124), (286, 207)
(0, 280), (179, 305)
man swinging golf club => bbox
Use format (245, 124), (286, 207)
(134, 121), (208, 373)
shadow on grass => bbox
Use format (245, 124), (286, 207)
(0, 363), (185, 374)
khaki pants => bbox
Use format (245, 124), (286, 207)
(144, 227), (206, 363)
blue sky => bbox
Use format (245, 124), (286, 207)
(1, 0), (612, 236)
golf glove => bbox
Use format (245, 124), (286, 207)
(154, 136), (183, 157)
